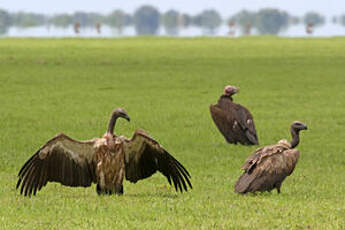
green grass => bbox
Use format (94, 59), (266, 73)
(0, 37), (344, 229)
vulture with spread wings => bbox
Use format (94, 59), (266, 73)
(210, 85), (258, 145)
(17, 108), (192, 196)
(234, 121), (307, 194)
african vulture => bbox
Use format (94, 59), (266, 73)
(210, 85), (258, 145)
(16, 108), (192, 196)
(234, 121), (308, 194)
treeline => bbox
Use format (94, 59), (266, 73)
(0, 6), (343, 35)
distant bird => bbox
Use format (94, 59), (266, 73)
(306, 22), (314, 35)
(234, 121), (307, 194)
(74, 22), (80, 34)
(95, 22), (101, 34)
(244, 22), (252, 36)
(210, 85), (259, 145)
(17, 108), (192, 197)
(228, 20), (236, 37)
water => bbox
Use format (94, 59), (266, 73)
(1, 23), (344, 38)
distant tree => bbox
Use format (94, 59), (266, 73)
(72, 12), (104, 27)
(11, 12), (46, 27)
(340, 15), (345, 26)
(179, 13), (191, 28)
(87, 12), (105, 26)
(49, 14), (72, 28)
(303, 12), (325, 27)
(255, 8), (289, 35)
(162, 10), (179, 35)
(0, 9), (11, 35)
(0, 9), (11, 34)
(133, 5), (160, 35)
(106, 10), (132, 32)
(289, 16), (300, 25)
(331, 16), (337, 24)
(0, 9), (11, 27)
(194, 9), (222, 34)
(230, 10), (256, 34)
(191, 14), (202, 27)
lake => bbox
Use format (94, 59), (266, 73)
(1, 23), (344, 38)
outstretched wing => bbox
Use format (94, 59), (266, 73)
(209, 104), (236, 143)
(122, 129), (192, 193)
(16, 133), (98, 196)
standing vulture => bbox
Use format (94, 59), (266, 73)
(16, 108), (192, 196)
(234, 121), (307, 194)
(210, 85), (258, 145)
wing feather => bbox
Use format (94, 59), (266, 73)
(16, 133), (97, 196)
(235, 142), (298, 194)
(123, 129), (192, 192)
(210, 96), (259, 145)
(210, 105), (236, 143)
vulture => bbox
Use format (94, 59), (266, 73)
(16, 108), (192, 196)
(234, 121), (308, 194)
(210, 85), (258, 145)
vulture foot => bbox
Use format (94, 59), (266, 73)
(115, 184), (124, 195)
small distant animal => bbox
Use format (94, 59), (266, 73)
(95, 23), (101, 34)
(74, 22), (80, 34)
(306, 22), (313, 35)
(210, 85), (258, 145)
(234, 121), (307, 194)
(17, 108), (192, 196)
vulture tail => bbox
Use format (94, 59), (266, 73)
(234, 172), (255, 194)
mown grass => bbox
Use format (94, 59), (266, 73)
(0, 37), (344, 229)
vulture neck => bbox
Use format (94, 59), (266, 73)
(290, 128), (300, 148)
(221, 94), (233, 101)
(107, 113), (120, 134)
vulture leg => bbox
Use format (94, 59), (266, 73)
(115, 184), (123, 195)
(96, 184), (102, 195)
(275, 183), (282, 194)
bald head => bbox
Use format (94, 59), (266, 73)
(224, 85), (240, 96)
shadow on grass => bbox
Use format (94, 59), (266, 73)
(125, 192), (179, 199)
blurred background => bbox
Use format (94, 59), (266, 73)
(0, 0), (344, 37)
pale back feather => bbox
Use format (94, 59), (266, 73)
(235, 140), (300, 193)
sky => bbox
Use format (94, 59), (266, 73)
(0, 0), (343, 18)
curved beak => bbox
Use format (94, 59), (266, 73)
(123, 114), (130, 122)
(302, 124), (308, 130)
(233, 86), (240, 94)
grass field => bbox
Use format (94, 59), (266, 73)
(0, 37), (344, 229)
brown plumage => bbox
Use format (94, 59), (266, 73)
(234, 121), (307, 194)
(16, 108), (192, 197)
(210, 85), (258, 145)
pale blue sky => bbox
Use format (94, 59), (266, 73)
(0, 0), (343, 18)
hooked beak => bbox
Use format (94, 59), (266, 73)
(123, 114), (130, 122)
(232, 86), (240, 94)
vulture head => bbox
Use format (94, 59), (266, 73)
(224, 85), (240, 97)
(290, 121), (307, 148)
(107, 107), (130, 134)
(291, 121), (308, 132)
